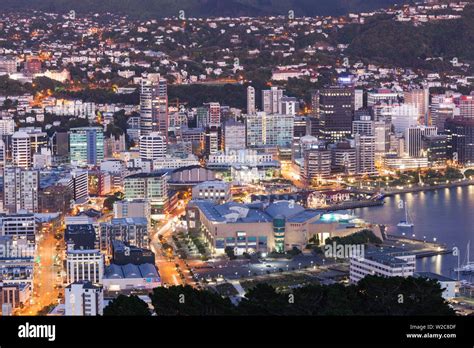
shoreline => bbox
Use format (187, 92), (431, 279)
(385, 234), (452, 258)
(352, 179), (474, 197)
(325, 200), (384, 212)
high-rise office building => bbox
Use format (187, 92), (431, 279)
(355, 134), (376, 175)
(404, 88), (429, 124)
(204, 126), (222, 156)
(405, 126), (438, 158)
(69, 127), (104, 167)
(353, 115), (375, 136)
(445, 118), (474, 165)
(310, 90), (320, 115)
(247, 86), (256, 115)
(140, 75), (168, 139)
(374, 121), (390, 154)
(430, 96), (456, 131)
(292, 116), (308, 160)
(124, 172), (169, 217)
(3, 167), (39, 214)
(223, 120), (246, 153)
(302, 147), (332, 184)
(70, 170), (89, 203)
(354, 89), (364, 111)
(21, 127), (48, 155)
(330, 142), (357, 175)
(139, 133), (167, 160)
(246, 112), (294, 148)
(460, 96), (474, 119)
(195, 107), (209, 128)
(205, 102), (221, 126)
(262, 87), (284, 114)
(280, 96), (298, 116)
(315, 87), (354, 141)
(422, 135), (448, 165)
(66, 243), (104, 285)
(391, 104), (419, 133)
(12, 131), (31, 169)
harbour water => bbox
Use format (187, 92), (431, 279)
(353, 185), (474, 282)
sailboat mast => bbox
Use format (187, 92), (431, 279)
(405, 202), (409, 223)
(468, 241), (470, 264)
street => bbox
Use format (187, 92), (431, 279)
(16, 225), (62, 315)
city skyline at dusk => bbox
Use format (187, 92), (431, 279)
(0, 0), (472, 346)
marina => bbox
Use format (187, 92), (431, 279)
(354, 185), (474, 282)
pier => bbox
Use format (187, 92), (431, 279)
(325, 199), (384, 212)
(384, 235), (451, 258)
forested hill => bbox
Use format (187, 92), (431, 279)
(0, 0), (410, 18)
(337, 4), (474, 69)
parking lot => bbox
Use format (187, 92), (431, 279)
(189, 253), (346, 281)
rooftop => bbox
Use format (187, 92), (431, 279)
(104, 263), (159, 279)
(191, 200), (322, 224)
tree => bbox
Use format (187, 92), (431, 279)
(103, 192), (124, 211)
(292, 284), (356, 315)
(352, 276), (455, 316)
(145, 276), (454, 316)
(32, 76), (63, 92)
(444, 167), (464, 180)
(465, 169), (474, 179)
(149, 285), (235, 316)
(324, 229), (382, 246)
(224, 246), (236, 260)
(238, 283), (297, 315)
(309, 235), (320, 246)
(103, 295), (151, 316)
(288, 246), (302, 256)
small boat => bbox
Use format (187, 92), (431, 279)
(372, 193), (385, 201)
(397, 201), (414, 228)
(455, 241), (474, 273)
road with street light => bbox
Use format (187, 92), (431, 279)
(16, 226), (62, 316)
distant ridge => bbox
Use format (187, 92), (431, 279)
(0, 0), (411, 18)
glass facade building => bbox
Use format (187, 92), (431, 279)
(69, 127), (104, 167)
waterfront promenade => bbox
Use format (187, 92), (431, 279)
(352, 179), (474, 197)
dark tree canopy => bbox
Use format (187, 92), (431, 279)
(103, 295), (151, 316)
(143, 277), (454, 316)
(150, 285), (236, 316)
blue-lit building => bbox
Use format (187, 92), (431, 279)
(69, 127), (104, 167)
